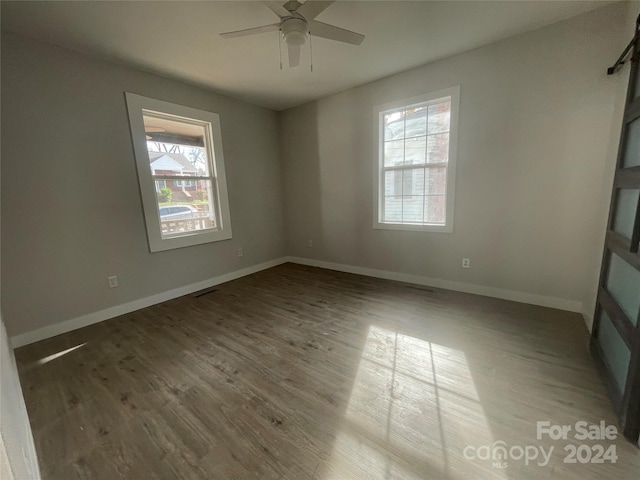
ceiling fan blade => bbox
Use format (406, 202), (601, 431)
(297, 1), (334, 20)
(288, 43), (301, 67)
(264, 1), (291, 18)
(308, 20), (364, 45)
(220, 23), (280, 39)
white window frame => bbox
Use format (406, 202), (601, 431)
(125, 93), (232, 252)
(373, 86), (459, 233)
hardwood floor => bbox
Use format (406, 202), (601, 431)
(15, 263), (640, 479)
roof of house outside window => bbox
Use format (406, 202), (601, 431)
(148, 152), (198, 173)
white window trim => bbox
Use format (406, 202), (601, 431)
(373, 86), (460, 233)
(125, 93), (232, 252)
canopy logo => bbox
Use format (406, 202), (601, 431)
(463, 421), (618, 469)
(463, 441), (553, 468)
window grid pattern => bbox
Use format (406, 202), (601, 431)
(382, 100), (451, 225)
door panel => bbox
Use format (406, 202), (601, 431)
(623, 118), (640, 168)
(612, 189), (639, 239)
(605, 253), (640, 325)
(591, 15), (640, 444)
(596, 309), (632, 393)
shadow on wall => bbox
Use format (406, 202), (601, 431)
(315, 94), (370, 266)
(283, 91), (389, 268)
(281, 102), (324, 257)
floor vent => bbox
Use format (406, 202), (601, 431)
(193, 288), (218, 298)
(406, 285), (435, 293)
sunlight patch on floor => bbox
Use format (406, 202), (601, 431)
(318, 325), (506, 479)
(35, 343), (86, 365)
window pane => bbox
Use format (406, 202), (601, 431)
(623, 118), (640, 168)
(377, 91), (456, 229)
(143, 113), (210, 176)
(155, 179), (217, 239)
(425, 167), (447, 195)
(596, 309), (631, 392)
(404, 107), (427, 138)
(402, 168), (425, 196)
(428, 101), (451, 134)
(147, 150), (208, 177)
(612, 189), (639, 240)
(384, 140), (404, 167)
(384, 112), (405, 141)
(405, 136), (426, 165)
(606, 253), (640, 325)
(402, 196), (423, 222)
(384, 170), (403, 197)
(427, 133), (449, 164)
(425, 195), (446, 224)
(384, 197), (402, 222)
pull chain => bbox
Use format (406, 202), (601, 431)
(309, 33), (314, 72)
(278, 29), (283, 70)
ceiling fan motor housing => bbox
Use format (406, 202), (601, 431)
(282, 17), (308, 46)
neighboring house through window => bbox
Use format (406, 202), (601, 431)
(125, 93), (232, 252)
(149, 152), (198, 189)
(373, 86), (459, 232)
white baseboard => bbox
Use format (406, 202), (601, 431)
(285, 256), (583, 313)
(11, 255), (584, 348)
(10, 257), (288, 348)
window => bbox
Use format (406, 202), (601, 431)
(174, 179), (196, 188)
(373, 86), (459, 232)
(125, 93), (232, 252)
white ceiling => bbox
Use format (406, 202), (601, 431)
(1, 0), (614, 111)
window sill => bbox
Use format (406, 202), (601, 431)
(373, 222), (453, 233)
(148, 228), (232, 253)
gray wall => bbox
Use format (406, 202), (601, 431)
(280, 4), (627, 315)
(1, 4), (631, 340)
(1, 33), (285, 337)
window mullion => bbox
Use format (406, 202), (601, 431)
(423, 162), (448, 168)
(401, 114), (406, 223)
(382, 162), (447, 173)
(152, 175), (212, 181)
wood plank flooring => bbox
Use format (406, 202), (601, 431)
(14, 263), (640, 479)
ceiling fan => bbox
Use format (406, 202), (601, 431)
(220, 1), (365, 68)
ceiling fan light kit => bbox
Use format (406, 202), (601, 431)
(282, 17), (308, 46)
(220, 0), (365, 69)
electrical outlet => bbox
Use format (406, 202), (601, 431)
(308, 240), (313, 248)
(108, 276), (119, 288)
(462, 258), (470, 269)
(237, 248), (244, 257)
